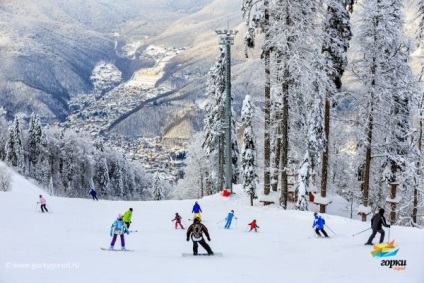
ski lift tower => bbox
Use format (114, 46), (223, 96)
(215, 28), (237, 194)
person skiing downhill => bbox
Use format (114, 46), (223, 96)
(224, 210), (237, 229)
(123, 208), (133, 228)
(312, 212), (329, 237)
(89, 189), (98, 201)
(38, 195), (48, 213)
(248, 219), (259, 232)
(186, 217), (213, 255)
(172, 212), (184, 229)
(192, 201), (202, 221)
(365, 208), (390, 245)
(109, 214), (130, 250)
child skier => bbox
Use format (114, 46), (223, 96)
(109, 214), (130, 250)
(172, 212), (184, 229)
(192, 201), (202, 221)
(186, 217), (213, 255)
(37, 195), (48, 213)
(224, 210), (237, 229)
(123, 208), (133, 228)
(248, 219), (259, 232)
(312, 212), (329, 237)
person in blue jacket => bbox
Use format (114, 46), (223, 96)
(109, 214), (130, 250)
(224, 210), (237, 229)
(312, 212), (329, 237)
(192, 201), (202, 221)
(89, 188), (98, 201)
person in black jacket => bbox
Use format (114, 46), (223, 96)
(365, 208), (390, 245)
(186, 217), (213, 255)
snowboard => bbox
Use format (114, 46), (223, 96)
(100, 247), (134, 252)
(182, 252), (222, 257)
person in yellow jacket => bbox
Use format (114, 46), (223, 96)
(123, 208), (133, 228)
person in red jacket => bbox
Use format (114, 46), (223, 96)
(248, 219), (259, 232)
(172, 212), (184, 229)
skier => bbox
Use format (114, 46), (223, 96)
(38, 195), (48, 213)
(89, 188), (98, 201)
(312, 212), (329, 237)
(109, 214), (130, 250)
(365, 208), (390, 245)
(186, 217), (213, 255)
(172, 212), (184, 229)
(224, 210), (237, 229)
(192, 201), (202, 221)
(248, 219), (259, 232)
(123, 208), (133, 228)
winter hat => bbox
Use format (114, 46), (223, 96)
(314, 212), (318, 216)
(175, 213), (178, 215)
(129, 208), (133, 211)
(379, 208), (385, 215)
(117, 214), (123, 219)
(231, 210), (234, 213)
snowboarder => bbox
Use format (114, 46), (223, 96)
(123, 208), (133, 228)
(224, 210), (237, 229)
(38, 195), (48, 213)
(89, 188), (98, 201)
(248, 219), (259, 232)
(109, 214), (130, 250)
(172, 212), (184, 229)
(192, 201), (202, 221)
(365, 208), (390, 245)
(186, 217), (213, 255)
(312, 212), (329, 237)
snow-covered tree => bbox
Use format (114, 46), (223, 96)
(5, 116), (25, 173)
(349, 0), (415, 222)
(152, 171), (165, 201)
(319, 0), (353, 213)
(242, 0), (273, 195)
(241, 95), (258, 205)
(177, 133), (210, 199)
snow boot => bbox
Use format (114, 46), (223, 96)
(121, 246), (126, 251)
(109, 246), (114, 250)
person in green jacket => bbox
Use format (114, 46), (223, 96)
(123, 208), (133, 228)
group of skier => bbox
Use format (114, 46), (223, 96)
(37, 194), (392, 253)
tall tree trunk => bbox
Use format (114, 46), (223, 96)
(320, 98), (330, 213)
(263, 0), (271, 195)
(362, 103), (374, 222)
(272, 114), (281, 192)
(413, 95), (423, 224)
(279, 69), (289, 209)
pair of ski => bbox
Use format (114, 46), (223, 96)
(100, 247), (223, 256)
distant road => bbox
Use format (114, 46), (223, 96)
(103, 83), (191, 133)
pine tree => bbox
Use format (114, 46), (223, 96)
(242, 0), (272, 195)
(319, 0), (353, 213)
(202, 48), (226, 192)
(350, 0), (415, 222)
(241, 95), (258, 206)
(152, 171), (164, 201)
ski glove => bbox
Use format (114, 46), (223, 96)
(110, 230), (113, 237)
(207, 237), (211, 241)
(186, 238), (189, 242)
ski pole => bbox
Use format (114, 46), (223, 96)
(235, 218), (238, 228)
(326, 225), (336, 236)
(352, 227), (371, 237)
(387, 226), (390, 243)
(217, 219), (225, 224)
(35, 202), (38, 212)
(129, 230), (138, 233)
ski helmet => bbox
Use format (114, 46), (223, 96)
(117, 214), (123, 219)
